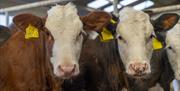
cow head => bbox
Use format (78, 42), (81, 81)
(116, 8), (155, 77)
(45, 3), (111, 79)
(153, 13), (180, 79)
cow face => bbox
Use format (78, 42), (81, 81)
(45, 3), (83, 79)
(154, 13), (180, 79)
(45, 3), (111, 79)
(166, 24), (180, 79)
(116, 8), (155, 77)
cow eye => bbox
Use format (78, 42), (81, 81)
(76, 32), (83, 41)
(147, 34), (155, 43)
(167, 46), (176, 53)
(149, 34), (155, 39)
(118, 36), (127, 43)
(78, 32), (82, 36)
(168, 46), (172, 49)
(118, 36), (123, 40)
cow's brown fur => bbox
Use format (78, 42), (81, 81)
(62, 37), (127, 91)
(0, 14), (60, 91)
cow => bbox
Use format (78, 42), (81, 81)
(154, 13), (180, 79)
(0, 3), (114, 91)
(115, 8), (179, 91)
(61, 7), (177, 91)
(61, 11), (128, 91)
(153, 13), (180, 91)
(0, 14), (60, 91)
(45, 3), (111, 79)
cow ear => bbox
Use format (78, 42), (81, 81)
(13, 14), (44, 31)
(154, 13), (179, 32)
(80, 11), (112, 32)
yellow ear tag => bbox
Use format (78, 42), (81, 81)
(25, 24), (39, 39)
(110, 19), (116, 24)
(152, 38), (163, 50)
(100, 28), (114, 42)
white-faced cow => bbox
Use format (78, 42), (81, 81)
(154, 13), (180, 91)
(116, 7), (154, 77)
(45, 3), (112, 79)
(115, 8), (177, 91)
(166, 20), (180, 79)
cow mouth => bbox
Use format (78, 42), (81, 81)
(127, 73), (148, 79)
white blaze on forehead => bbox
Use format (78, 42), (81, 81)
(45, 3), (83, 40)
(118, 7), (153, 39)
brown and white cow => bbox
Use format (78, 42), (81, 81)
(0, 14), (60, 91)
(0, 3), (113, 91)
(153, 13), (180, 79)
(153, 13), (180, 91)
(116, 7), (155, 77)
(45, 3), (111, 79)
(115, 8), (177, 91)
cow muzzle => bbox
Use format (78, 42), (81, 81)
(127, 61), (150, 77)
(56, 64), (79, 79)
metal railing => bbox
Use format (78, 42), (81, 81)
(0, 0), (71, 26)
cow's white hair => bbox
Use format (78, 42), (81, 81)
(166, 21), (180, 80)
(117, 7), (154, 75)
(45, 3), (83, 78)
(46, 3), (83, 39)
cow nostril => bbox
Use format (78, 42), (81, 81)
(58, 64), (76, 74)
(129, 62), (149, 75)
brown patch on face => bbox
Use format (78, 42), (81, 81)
(80, 11), (112, 32)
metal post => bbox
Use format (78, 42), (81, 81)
(0, 0), (72, 13)
(5, 12), (9, 26)
(147, 4), (180, 13)
(113, 0), (119, 17)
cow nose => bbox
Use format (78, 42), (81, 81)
(128, 62), (149, 76)
(58, 64), (76, 75)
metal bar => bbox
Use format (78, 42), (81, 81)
(113, 0), (119, 17)
(0, 0), (72, 13)
(5, 12), (9, 26)
(146, 4), (180, 13)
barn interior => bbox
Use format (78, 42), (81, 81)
(0, 0), (180, 91)
(0, 0), (180, 26)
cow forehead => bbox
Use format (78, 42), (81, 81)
(117, 20), (153, 39)
(117, 7), (153, 40)
(45, 3), (83, 40)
